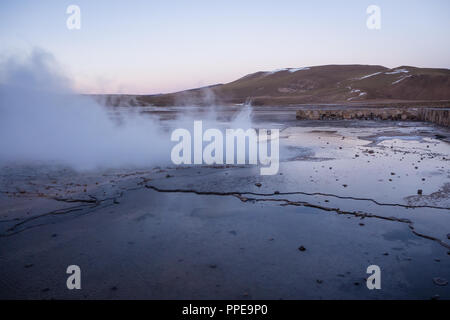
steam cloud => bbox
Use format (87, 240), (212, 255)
(0, 49), (171, 170)
(0, 48), (255, 171)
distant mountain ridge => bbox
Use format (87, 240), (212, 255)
(132, 64), (450, 106)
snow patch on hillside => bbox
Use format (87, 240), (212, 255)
(392, 75), (412, 84)
(264, 67), (310, 75)
(385, 68), (409, 75)
(358, 72), (382, 80)
(288, 67), (310, 73)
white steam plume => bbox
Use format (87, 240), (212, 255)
(0, 49), (171, 170)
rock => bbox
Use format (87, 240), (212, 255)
(274, 190), (280, 194)
(383, 252), (389, 256)
(298, 245), (306, 252)
(391, 172), (395, 175)
(447, 233), (450, 240)
(342, 184), (348, 188)
(113, 199), (120, 204)
(316, 279), (323, 284)
(255, 183), (262, 187)
(417, 189), (423, 195)
(359, 223), (365, 226)
(432, 277), (448, 286)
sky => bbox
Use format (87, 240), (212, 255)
(1, 0), (449, 94)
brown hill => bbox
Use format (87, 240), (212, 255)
(135, 64), (450, 106)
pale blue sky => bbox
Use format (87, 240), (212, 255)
(1, 0), (449, 94)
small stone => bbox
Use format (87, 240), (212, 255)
(432, 277), (448, 286)
(383, 252), (389, 256)
(316, 279), (323, 284)
(298, 245), (306, 252)
(417, 189), (423, 195)
(359, 223), (365, 226)
(255, 183), (262, 187)
(368, 150), (374, 154)
(391, 172), (395, 175)
(51, 233), (58, 238)
(113, 199), (120, 204)
(342, 184), (348, 188)
(274, 190), (280, 194)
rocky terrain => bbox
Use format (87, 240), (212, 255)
(1, 107), (449, 299)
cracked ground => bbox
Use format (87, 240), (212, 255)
(0, 113), (449, 299)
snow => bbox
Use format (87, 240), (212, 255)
(264, 67), (310, 75)
(385, 68), (409, 75)
(264, 68), (288, 75)
(392, 75), (411, 84)
(347, 87), (367, 100)
(358, 72), (382, 80)
(288, 67), (310, 73)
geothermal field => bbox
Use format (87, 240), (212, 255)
(0, 103), (449, 299)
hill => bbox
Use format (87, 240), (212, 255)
(132, 64), (450, 106)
